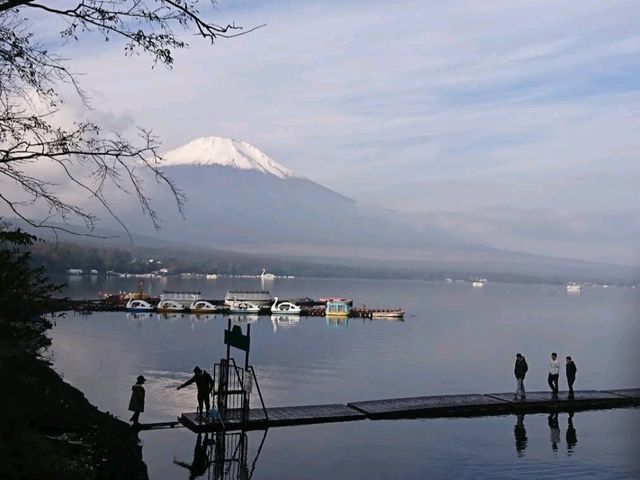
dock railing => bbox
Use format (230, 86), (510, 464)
(213, 358), (268, 428)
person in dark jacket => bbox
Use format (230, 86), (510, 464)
(566, 356), (577, 397)
(128, 375), (146, 424)
(514, 353), (528, 400)
(177, 366), (213, 416)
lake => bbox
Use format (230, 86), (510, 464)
(51, 276), (640, 479)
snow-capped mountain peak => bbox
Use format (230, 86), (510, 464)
(161, 136), (300, 179)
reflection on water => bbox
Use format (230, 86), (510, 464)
(549, 412), (560, 451)
(514, 414), (527, 456)
(229, 315), (259, 324)
(168, 413), (583, 479)
(325, 317), (348, 327)
(515, 412), (579, 458)
(271, 315), (300, 332)
(174, 430), (268, 480)
(567, 411), (578, 453)
(51, 278), (640, 479)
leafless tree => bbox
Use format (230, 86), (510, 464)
(0, 1), (263, 237)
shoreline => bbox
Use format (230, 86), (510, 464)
(0, 319), (148, 480)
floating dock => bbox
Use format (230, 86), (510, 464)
(179, 389), (640, 432)
(55, 298), (404, 318)
(180, 404), (366, 433)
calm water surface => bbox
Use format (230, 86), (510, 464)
(51, 277), (640, 479)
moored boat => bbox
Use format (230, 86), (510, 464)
(325, 300), (351, 317)
(566, 283), (581, 293)
(271, 297), (301, 315)
(189, 300), (222, 313)
(229, 301), (261, 314)
(371, 309), (405, 319)
(156, 299), (187, 313)
(224, 290), (272, 307)
(125, 298), (155, 312)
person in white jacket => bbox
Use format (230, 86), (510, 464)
(547, 352), (560, 395)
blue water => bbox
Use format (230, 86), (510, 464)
(51, 277), (640, 479)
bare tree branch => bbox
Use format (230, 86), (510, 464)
(0, 1), (259, 237)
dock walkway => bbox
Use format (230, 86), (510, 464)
(180, 388), (640, 432)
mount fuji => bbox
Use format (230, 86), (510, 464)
(107, 135), (476, 259)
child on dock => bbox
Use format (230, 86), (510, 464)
(128, 375), (146, 425)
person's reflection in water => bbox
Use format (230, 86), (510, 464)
(548, 412), (561, 451)
(174, 433), (211, 479)
(566, 411), (578, 454)
(514, 414), (528, 456)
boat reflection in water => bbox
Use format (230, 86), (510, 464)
(156, 312), (187, 322)
(174, 429), (268, 480)
(189, 313), (218, 322)
(326, 316), (349, 327)
(126, 312), (154, 322)
(271, 315), (300, 332)
(229, 314), (259, 325)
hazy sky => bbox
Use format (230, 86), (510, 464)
(19, 1), (640, 263)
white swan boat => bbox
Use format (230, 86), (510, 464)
(156, 299), (186, 313)
(229, 301), (261, 314)
(189, 300), (222, 313)
(260, 268), (276, 280)
(472, 279), (486, 288)
(566, 283), (581, 293)
(125, 298), (155, 312)
(271, 297), (301, 315)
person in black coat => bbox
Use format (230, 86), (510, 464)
(177, 366), (213, 416)
(566, 356), (577, 397)
(514, 353), (528, 400)
(128, 375), (146, 424)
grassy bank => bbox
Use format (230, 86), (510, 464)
(0, 317), (148, 480)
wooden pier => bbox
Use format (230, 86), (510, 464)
(179, 388), (640, 432)
(55, 298), (405, 318)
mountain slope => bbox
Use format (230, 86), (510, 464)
(106, 135), (470, 255)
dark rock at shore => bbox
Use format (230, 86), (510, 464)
(0, 327), (148, 480)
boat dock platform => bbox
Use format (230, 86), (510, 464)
(180, 389), (640, 432)
(55, 299), (404, 318)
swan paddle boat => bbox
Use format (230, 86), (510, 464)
(156, 299), (186, 313)
(271, 297), (301, 315)
(125, 298), (155, 312)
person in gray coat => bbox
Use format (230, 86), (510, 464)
(129, 375), (146, 424)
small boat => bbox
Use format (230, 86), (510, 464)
(125, 298), (155, 312)
(371, 309), (405, 319)
(205, 274), (218, 280)
(189, 300), (222, 313)
(566, 284), (581, 293)
(472, 279), (486, 288)
(271, 297), (301, 315)
(325, 300), (351, 317)
(229, 301), (261, 314)
(260, 268), (276, 280)
(156, 299), (186, 313)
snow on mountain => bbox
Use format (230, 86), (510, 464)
(161, 136), (300, 179)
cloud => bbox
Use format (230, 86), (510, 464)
(10, 0), (640, 262)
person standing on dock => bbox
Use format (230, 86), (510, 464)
(177, 366), (213, 417)
(548, 352), (560, 396)
(566, 356), (577, 397)
(128, 375), (146, 425)
(514, 353), (528, 400)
